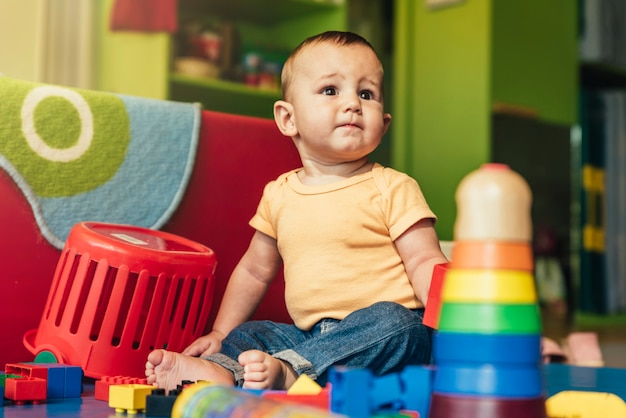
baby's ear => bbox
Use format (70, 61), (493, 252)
(383, 112), (392, 135)
(273, 100), (297, 137)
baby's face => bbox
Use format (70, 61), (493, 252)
(286, 42), (391, 165)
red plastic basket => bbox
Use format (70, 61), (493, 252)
(24, 222), (217, 379)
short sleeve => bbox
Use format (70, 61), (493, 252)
(249, 180), (279, 239)
(376, 167), (437, 241)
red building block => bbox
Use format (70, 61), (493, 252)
(5, 363), (48, 380)
(263, 385), (331, 410)
(5, 376), (47, 404)
(95, 376), (148, 402)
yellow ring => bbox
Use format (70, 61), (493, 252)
(442, 269), (537, 303)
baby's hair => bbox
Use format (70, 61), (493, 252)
(281, 31), (383, 100)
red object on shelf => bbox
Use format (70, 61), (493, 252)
(110, 0), (178, 33)
(24, 222), (217, 379)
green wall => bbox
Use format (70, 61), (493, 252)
(492, 0), (578, 125)
(391, 0), (577, 240)
(392, 0), (492, 240)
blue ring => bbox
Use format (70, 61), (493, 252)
(433, 364), (544, 397)
(434, 332), (541, 365)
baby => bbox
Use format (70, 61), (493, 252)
(145, 31), (448, 391)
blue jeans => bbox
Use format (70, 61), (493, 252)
(203, 301), (432, 386)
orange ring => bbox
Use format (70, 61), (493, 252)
(450, 241), (533, 271)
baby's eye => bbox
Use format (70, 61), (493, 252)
(359, 90), (373, 100)
(322, 87), (337, 96)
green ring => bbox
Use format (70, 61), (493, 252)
(438, 303), (542, 334)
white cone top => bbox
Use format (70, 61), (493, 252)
(454, 163), (532, 242)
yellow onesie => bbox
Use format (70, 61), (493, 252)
(250, 163), (437, 330)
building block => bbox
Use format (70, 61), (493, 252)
(108, 383), (155, 414)
(263, 385), (331, 410)
(4, 375), (47, 404)
(328, 366), (372, 417)
(287, 373), (323, 395)
(546, 390), (626, 417)
(328, 365), (434, 417)
(0, 372), (20, 405)
(146, 388), (181, 417)
(25, 363), (83, 398)
(95, 375), (148, 401)
(400, 366), (434, 416)
(370, 373), (403, 410)
(5, 363), (48, 380)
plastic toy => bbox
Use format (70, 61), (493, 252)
(262, 374), (330, 410)
(546, 390), (626, 417)
(429, 163), (547, 418)
(32, 363), (82, 398)
(171, 381), (342, 418)
(4, 362), (82, 402)
(328, 365), (433, 417)
(95, 375), (148, 401)
(23, 222), (218, 379)
(3, 375), (47, 404)
(108, 383), (155, 414)
(146, 388), (182, 417)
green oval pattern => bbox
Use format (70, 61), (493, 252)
(0, 78), (130, 197)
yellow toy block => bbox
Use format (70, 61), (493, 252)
(109, 383), (155, 414)
(546, 390), (626, 417)
(287, 374), (322, 395)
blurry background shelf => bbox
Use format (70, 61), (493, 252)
(179, 0), (345, 25)
(580, 62), (626, 89)
(170, 72), (281, 118)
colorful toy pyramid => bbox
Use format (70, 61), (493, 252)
(429, 163), (548, 417)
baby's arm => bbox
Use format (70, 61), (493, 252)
(182, 230), (282, 357)
(395, 218), (449, 305)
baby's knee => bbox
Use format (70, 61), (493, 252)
(367, 301), (418, 320)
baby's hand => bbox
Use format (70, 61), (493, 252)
(181, 331), (224, 357)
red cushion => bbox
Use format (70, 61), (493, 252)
(163, 110), (301, 329)
(0, 109), (301, 367)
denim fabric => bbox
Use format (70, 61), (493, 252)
(203, 301), (432, 386)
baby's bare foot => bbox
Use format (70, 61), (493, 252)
(145, 349), (234, 391)
(238, 350), (299, 390)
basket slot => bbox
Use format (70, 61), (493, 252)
(69, 259), (98, 334)
(195, 276), (215, 337)
(182, 277), (207, 342)
(141, 273), (170, 350)
(77, 258), (110, 338)
(58, 252), (90, 329)
(90, 264), (118, 341)
(154, 277), (183, 349)
(98, 265), (131, 346)
(166, 275), (195, 349)
(43, 248), (72, 321)
(119, 269), (153, 350)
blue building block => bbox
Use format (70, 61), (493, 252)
(400, 365), (434, 417)
(328, 365), (435, 417)
(329, 366), (372, 417)
(370, 373), (403, 411)
(41, 363), (83, 398)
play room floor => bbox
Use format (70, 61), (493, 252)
(542, 308), (626, 368)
